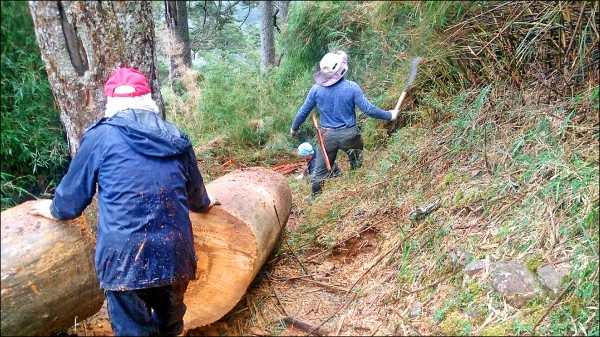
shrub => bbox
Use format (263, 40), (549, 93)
(0, 1), (69, 210)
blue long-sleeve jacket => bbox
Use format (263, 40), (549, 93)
(50, 109), (211, 290)
(291, 78), (392, 131)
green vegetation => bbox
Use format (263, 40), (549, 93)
(1, 1), (69, 210)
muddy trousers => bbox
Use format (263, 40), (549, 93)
(311, 125), (364, 195)
(104, 281), (189, 336)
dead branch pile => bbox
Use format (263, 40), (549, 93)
(271, 162), (304, 175)
(442, 1), (598, 105)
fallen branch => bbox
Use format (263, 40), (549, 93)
(408, 199), (441, 222)
(274, 205), (312, 278)
(297, 278), (349, 293)
(220, 158), (235, 168)
(531, 279), (575, 335)
(273, 317), (330, 336)
(271, 274), (324, 282)
(268, 278), (288, 317)
(272, 162), (304, 175)
(306, 292), (357, 336)
(397, 314), (422, 336)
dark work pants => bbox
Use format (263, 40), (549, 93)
(311, 125), (364, 194)
(104, 281), (189, 336)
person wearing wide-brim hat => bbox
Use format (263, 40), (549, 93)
(290, 50), (399, 199)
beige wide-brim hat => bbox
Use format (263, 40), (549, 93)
(313, 50), (348, 87)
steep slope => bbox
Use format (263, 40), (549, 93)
(67, 2), (598, 336)
(69, 86), (598, 336)
(186, 86), (597, 336)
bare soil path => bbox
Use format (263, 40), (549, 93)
(70, 166), (425, 336)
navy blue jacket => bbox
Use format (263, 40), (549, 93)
(50, 109), (211, 290)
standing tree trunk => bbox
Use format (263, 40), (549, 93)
(278, 0), (290, 23)
(259, 0), (275, 70)
(275, 0), (290, 66)
(165, 0), (192, 88)
(28, 0), (164, 239)
(28, 1), (164, 157)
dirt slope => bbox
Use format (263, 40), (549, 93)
(65, 100), (599, 336)
(68, 161), (413, 336)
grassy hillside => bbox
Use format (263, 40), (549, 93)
(180, 1), (598, 336)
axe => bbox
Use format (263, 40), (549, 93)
(311, 113), (332, 171)
(394, 56), (423, 111)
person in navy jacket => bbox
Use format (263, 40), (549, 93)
(30, 67), (219, 336)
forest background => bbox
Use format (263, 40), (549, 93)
(1, 1), (598, 336)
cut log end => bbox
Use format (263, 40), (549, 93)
(185, 207), (255, 326)
(183, 167), (292, 329)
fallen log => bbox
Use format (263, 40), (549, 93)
(0, 201), (104, 336)
(1, 167), (292, 335)
(184, 166), (292, 328)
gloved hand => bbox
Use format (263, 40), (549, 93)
(29, 199), (57, 220)
(389, 109), (400, 121)
(295, 173), (305, 180)
(207, 193), (221, 209)
(290, 128), (297, 137)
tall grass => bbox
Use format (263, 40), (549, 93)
(271, 2), (598, 335)
(0, 1), (69, 211)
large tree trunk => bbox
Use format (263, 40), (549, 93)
(28, 1), (164, 236)
(0, 167), (292, 335)
(165, 0), (192, 88)
(184, 167), (292, 328)
(28, 1), (164, 157)
(259, 0), (276, 70)
(278, 0), (290, 23)
(0, 201), (103, 336)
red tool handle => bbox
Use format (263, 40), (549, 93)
(311, 113), (332, 171)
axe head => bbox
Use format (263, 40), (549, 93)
(403, 56), (423, 92)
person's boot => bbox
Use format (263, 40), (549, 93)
(332, 165), (343, 177)
(347, 150), (363, 170)
(307, 181), (324, 203)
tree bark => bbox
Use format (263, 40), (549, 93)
(0, 201), (103, 337)
(28, 1), (164, 157)
(260, 0), (276, 70)
(165, 0), (192, 87)
(28, 0), (165, 243)
(278, 0), (290, 23)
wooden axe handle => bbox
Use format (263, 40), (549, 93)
(311, 113), (332, 171)
(394, 91), (407, 111)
